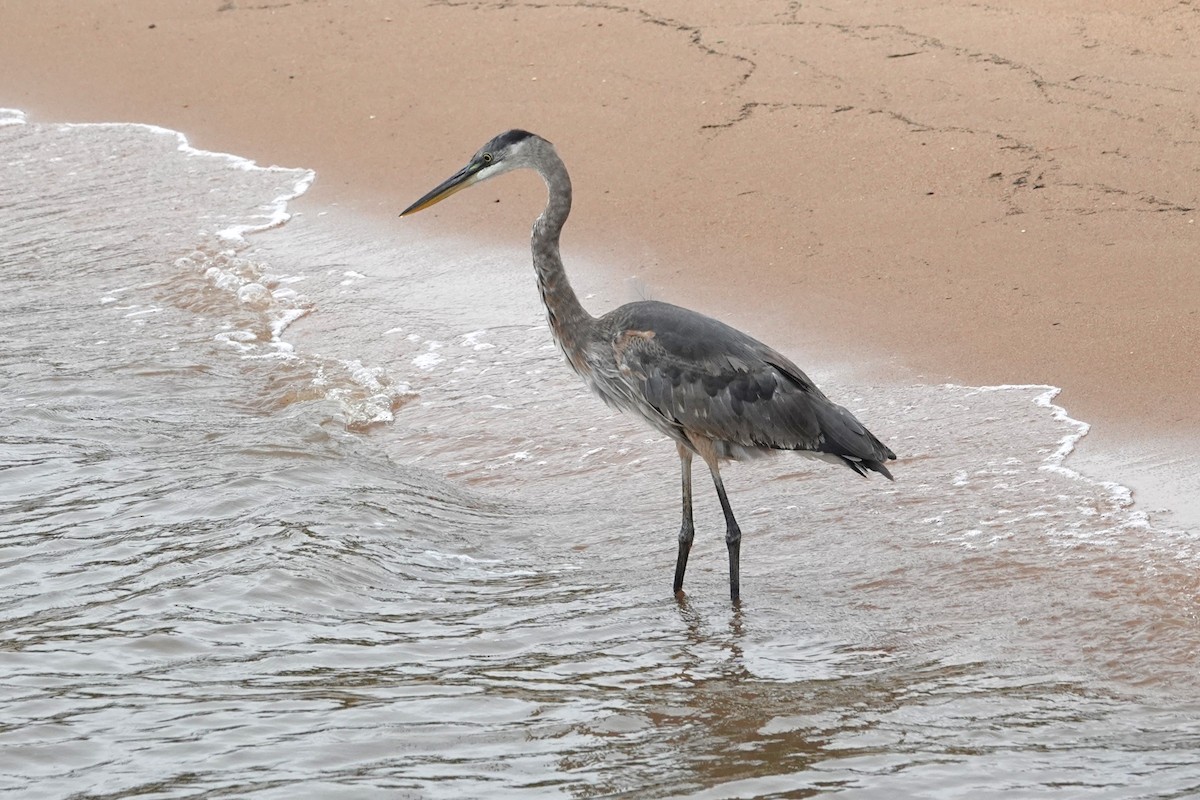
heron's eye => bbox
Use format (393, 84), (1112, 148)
(481, 152), (493, 164)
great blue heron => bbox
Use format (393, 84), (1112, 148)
(401, 130), (895, 602)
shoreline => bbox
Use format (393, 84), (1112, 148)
(7, 102), (1197, 531)
(297, 204), (1200, 534)
(2, 1), (1196, 528)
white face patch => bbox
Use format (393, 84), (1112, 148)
(473, 161), (506, 182)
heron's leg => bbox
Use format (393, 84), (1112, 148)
(706, 464), (742, 604)
(685, 434), (743, 603)
(673, 445), (695, 596)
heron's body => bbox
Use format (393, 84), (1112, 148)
(577, 299), (892, 471)
(401, 130), (895, 602)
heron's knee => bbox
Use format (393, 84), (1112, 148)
(725, 525), (741, 547)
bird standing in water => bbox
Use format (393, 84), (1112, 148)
(401, 130), (895, 602)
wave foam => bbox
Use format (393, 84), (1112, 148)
(966, 384), (1149, 531)
(0, 108), (27, 126)
(78, 120), (313, 240)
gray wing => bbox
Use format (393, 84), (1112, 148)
(602, 301), (895, 477)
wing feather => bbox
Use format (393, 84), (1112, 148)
(600, 301), (895, 474)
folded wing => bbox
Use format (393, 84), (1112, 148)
(606, 301), (895, 478)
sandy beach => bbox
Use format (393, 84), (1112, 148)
(2, 1), (1196, 476)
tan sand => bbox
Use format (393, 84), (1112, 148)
(2, 1), (1196, 469)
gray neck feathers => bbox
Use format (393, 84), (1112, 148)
(530, 143), (592, 347)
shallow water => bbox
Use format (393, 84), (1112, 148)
(3, 110), (1200, 799)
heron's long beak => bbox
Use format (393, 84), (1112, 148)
(400, 162), (485, 216)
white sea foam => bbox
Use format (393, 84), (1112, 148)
(462, 330), (496, 351)
(43, 116), (314, 241)
(966, 384), (1150, 531)
(271, 308), (310, 340)
(184, 250), (313, 351)
(0, 108), (27, 126)
(412, 353), (443, 370)
(412, 343), (445, 371)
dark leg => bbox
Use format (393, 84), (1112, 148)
(707, 463), (742, 603)
(673, 445), (695, 597)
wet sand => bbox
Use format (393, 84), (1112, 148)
(2, 1), (1197, 514)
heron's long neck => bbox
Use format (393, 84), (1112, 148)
(532, 150), (594, 365)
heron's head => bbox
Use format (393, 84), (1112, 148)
(400, 129), (547, 216)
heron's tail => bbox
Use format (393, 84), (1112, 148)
(815, 402), (896, 481)
(838, 453), (895, 481)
